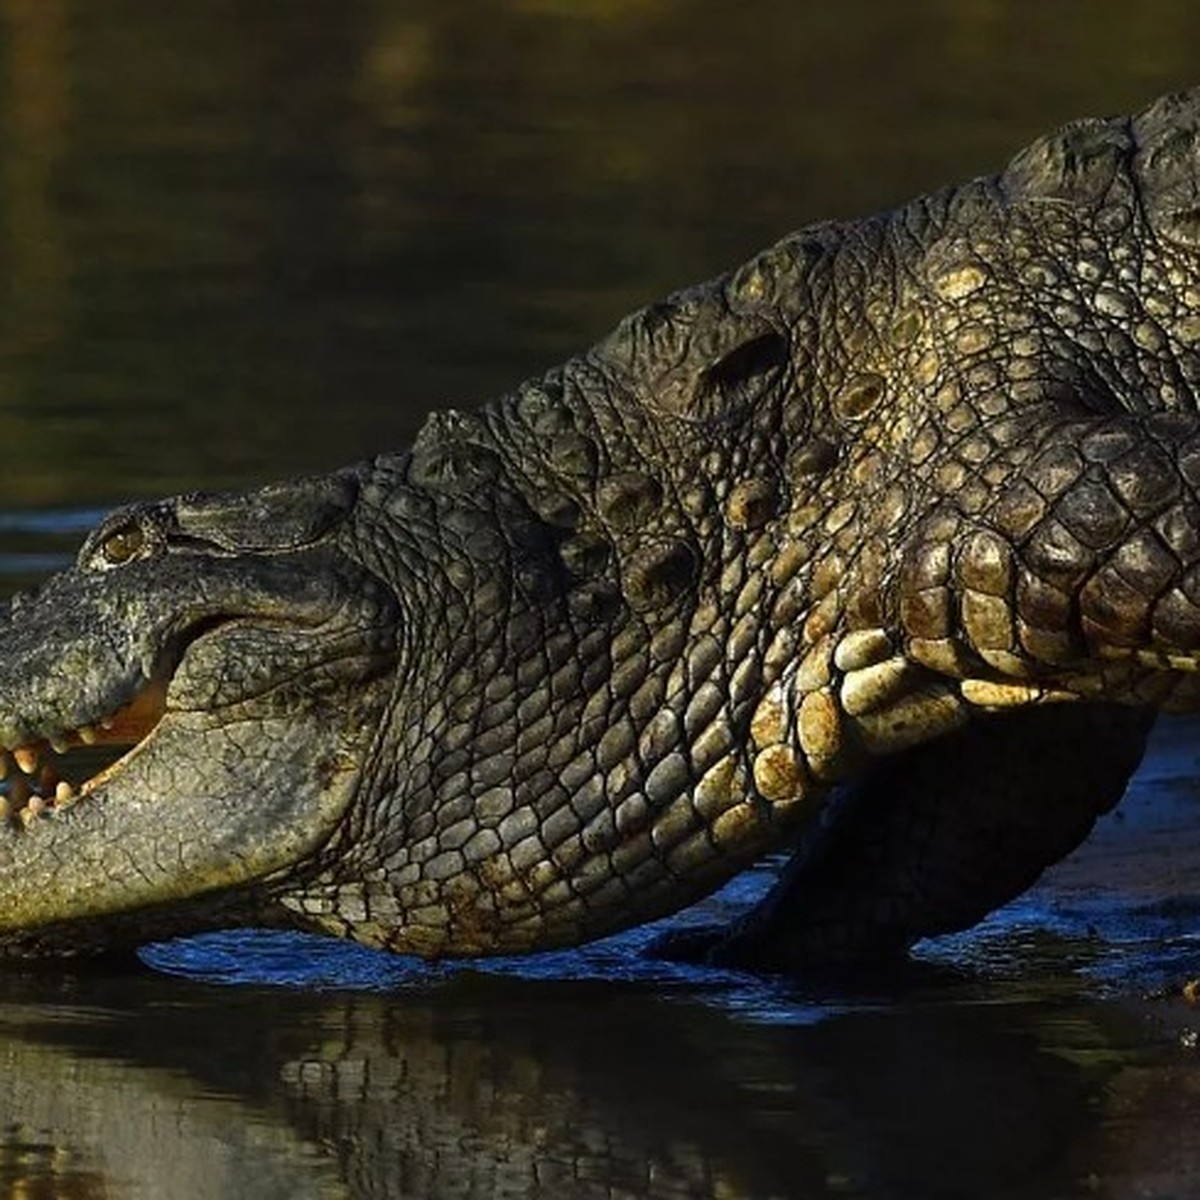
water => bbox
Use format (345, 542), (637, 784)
(1, 2), (1200, 1196)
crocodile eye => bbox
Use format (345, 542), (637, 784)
(101, 524), (145, 565)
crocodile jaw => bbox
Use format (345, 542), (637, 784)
(0, 651), (390, 956)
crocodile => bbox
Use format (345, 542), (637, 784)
(1, 89), (1200, 968)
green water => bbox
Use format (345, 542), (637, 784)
(1, 2), (1200, 1196)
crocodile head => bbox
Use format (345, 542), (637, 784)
(0, 472), (398, 954)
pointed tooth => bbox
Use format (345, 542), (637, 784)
(99, 717), (115, 731)
(13, 746), (39, 776)
(78, 725), (98, 746)
(54, 781), (74, 803)
(47, 733), (68, 754)
(21, 794), (45, 825)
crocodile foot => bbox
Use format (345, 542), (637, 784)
(652, 705), (1154, 974)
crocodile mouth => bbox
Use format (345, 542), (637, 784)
(0, 679), (168, 827)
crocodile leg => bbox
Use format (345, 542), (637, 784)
(676, 704), (1155, 971)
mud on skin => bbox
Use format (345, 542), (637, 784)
(3, 90), (1200, 970)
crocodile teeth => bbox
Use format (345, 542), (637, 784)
(12, 746), (39, 776)
(20, 794), (46, 826)
(0, 681), (169, 819)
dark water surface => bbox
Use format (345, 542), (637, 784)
(3, 2), (1200, 1197)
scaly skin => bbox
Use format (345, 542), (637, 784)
(2, 91), (1200, 965)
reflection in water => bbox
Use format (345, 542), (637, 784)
(0, 963), (1190, 1200)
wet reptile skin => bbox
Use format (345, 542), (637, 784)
(1, 91), (1200, 966)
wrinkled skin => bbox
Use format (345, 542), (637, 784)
(4, 90), (1200, 967)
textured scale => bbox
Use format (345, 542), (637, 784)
(1, 93), (1200, 966)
